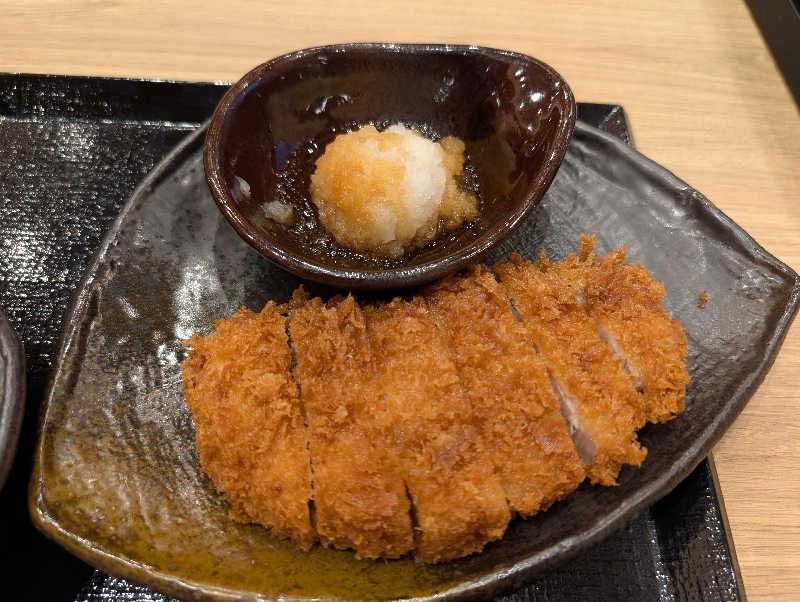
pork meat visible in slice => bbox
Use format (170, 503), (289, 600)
(287, 289), (413, 558)
(365, 297), (511, 563)
(182, 303), (315, 548)
(494, 256), (647, 486)
(553, 235), (689, 423)
(425, 266), (585, 515)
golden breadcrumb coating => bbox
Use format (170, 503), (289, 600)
(180, 236), (689, 561)
(365, 297), (511, 563)
(287, 289), (413, 558)
(553, 235), (690, 423)
(425, 266), (585, 515)
(181, 303), (314, 549)
(494, 256), (647, 486)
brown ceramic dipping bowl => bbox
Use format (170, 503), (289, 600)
(204, 43), (576, 290)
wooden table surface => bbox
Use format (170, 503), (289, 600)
(2, 1), (799, 599)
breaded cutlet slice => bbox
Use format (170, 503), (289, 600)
(365, 297), (511, 563)
(182, 303), (315, 549)
(424, 266), (585, 516)
(494, 256), (647, 486)
(552, 235), (690, 423)
(287, 289), (413, 559)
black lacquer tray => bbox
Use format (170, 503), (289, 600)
(0, 73), (761, 601)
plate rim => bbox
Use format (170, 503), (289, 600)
(0, 309), (25, 491)
(28, 119), (800, 602)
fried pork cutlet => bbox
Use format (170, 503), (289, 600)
(553, 235), (690, 423)
(181, 235), (689, 562)
(365, 297), (511, 563)
(425, 266), (585, 516)
(494, 256), (647, 486)
(287, 289), (413, 559)
(182, 303), (314, 549)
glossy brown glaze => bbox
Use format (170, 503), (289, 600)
(204, 44), (576, 290)
(0, 310), (25, 491)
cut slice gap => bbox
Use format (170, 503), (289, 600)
(493, 255), (647, 486)
(551, 234), (689, 423)
(547, 373), (597, 466)
(424, 267), (584, 517)
(404, 482), (423, 550)
(181, 303), (316, 548)
(596, 323), (644, 390)
(365, 297), (510, 563)
(283, 308), (319, 545)
(287, 289), (413, 559)
(561, 249), (642, 388)
(507, 296), (523, 323)
(307, 497), (318, 537)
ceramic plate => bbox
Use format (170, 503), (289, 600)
(30, 121), (799, 601)
(0, 310), (25, 490)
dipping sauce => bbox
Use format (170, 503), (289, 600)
(309, 124), (478, 258)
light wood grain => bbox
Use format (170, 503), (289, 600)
(2, 1), (799, 599)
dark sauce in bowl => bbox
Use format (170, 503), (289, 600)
(265, 121), (486, 271)
(204, 44), (576, 290)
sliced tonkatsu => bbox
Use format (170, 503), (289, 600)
(494, 255), (647, 486)
(287, 289), (413, 559)
(180, 236), (690, 563)
(551, 235), (690, 423)
(182, 303), (315, 549)
(425, 266), (585, 516)
(365, 297), (511, 563)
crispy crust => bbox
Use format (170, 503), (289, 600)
(493, 257), (647, 486)
(181, 303), (314, 549)
(554, 235), (690, 423)
(287, 289), (413, 558)
(365, 297), (511, 563)
(181, 238), (688, 560)
(425, 266), (585, 515)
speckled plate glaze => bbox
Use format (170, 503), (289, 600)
(30, 120), (799, 601)
(0, 310), (25, 491)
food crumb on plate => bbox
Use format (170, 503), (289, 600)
(263, 200), (295, 225)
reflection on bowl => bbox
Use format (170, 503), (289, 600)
(204, 43), (576, 290)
